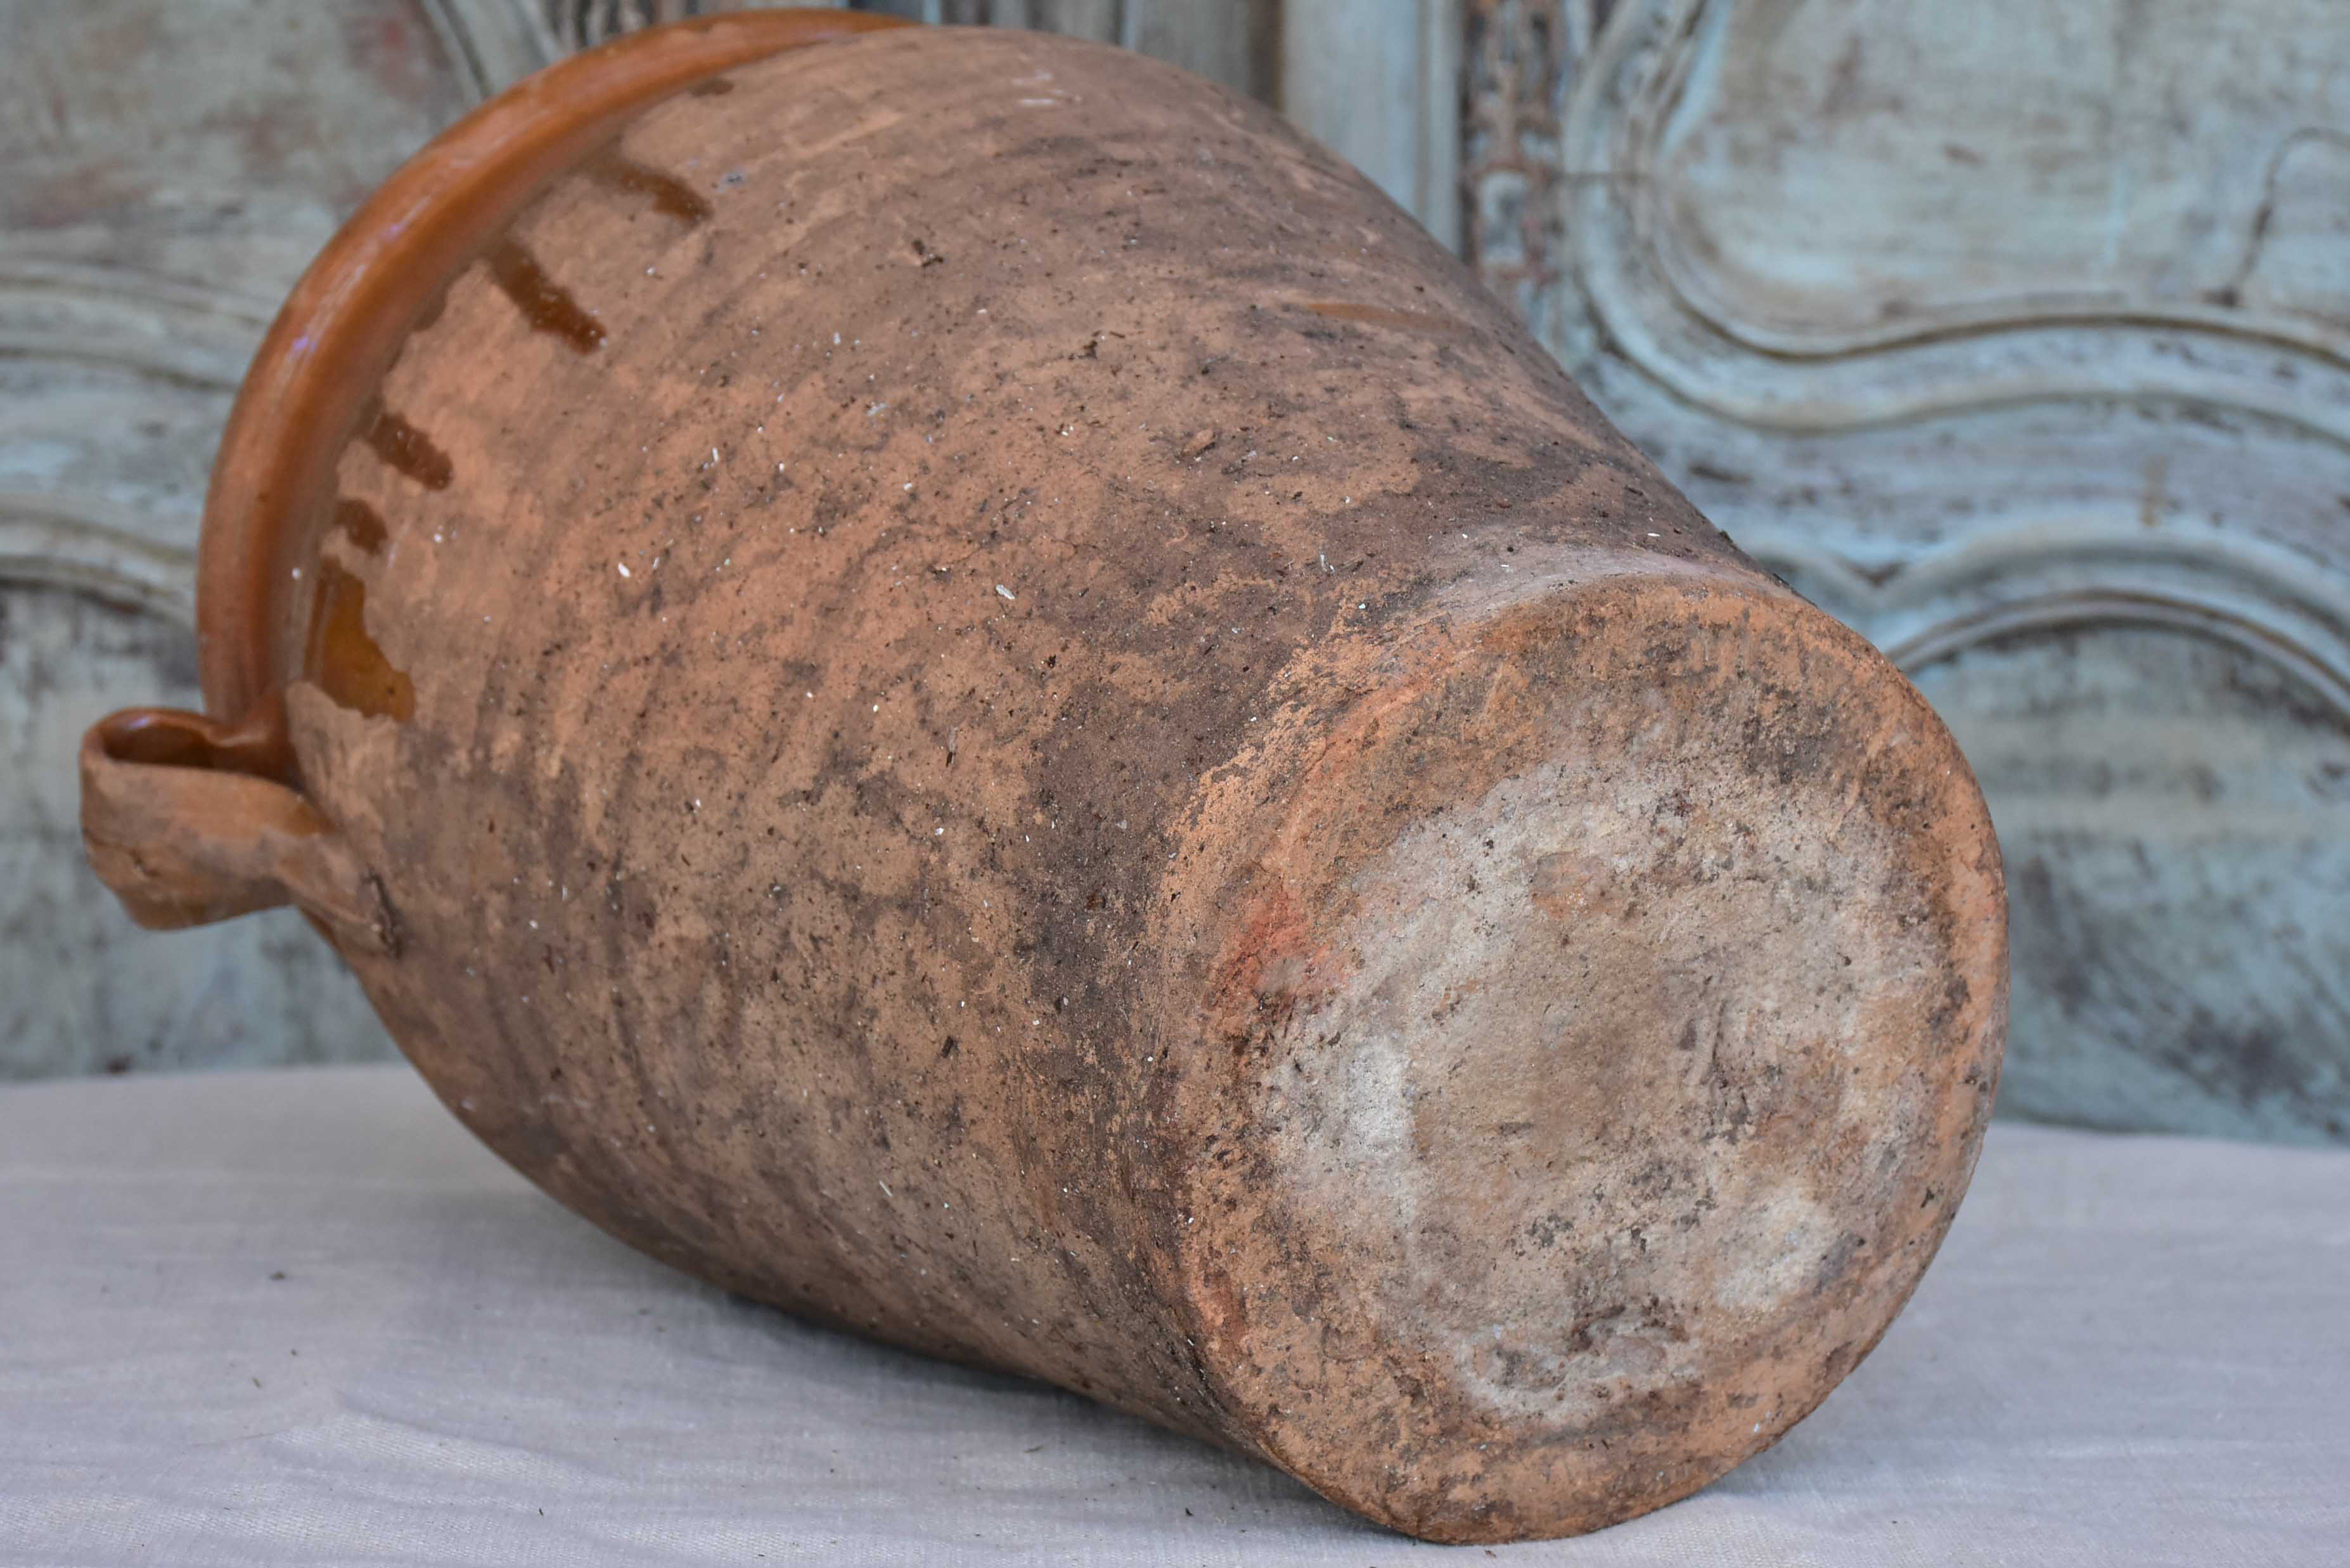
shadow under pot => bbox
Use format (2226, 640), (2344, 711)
(79, 13), (2007, 1545)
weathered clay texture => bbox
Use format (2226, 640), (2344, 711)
(86, 26), (2005, 1542)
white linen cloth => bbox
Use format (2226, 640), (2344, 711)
(1, 1065), (2343, 1566)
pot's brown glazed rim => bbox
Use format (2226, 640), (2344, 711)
(195, 8), (912, 723)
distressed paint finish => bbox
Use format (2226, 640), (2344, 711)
(1465, 0), (2350, 1145)
(86, 29), (2003, 1538)
(1281, 0), (1463, 251)
(534, 0), (1283, 102)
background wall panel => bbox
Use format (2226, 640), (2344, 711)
(10, 0), (2344, 1150)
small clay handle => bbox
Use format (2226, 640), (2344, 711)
(79, 697), (396, 953)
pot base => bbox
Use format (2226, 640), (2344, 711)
(1171, 562), (2004, 1541)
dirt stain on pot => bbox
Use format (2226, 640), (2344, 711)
(305, 557), (415, 721)
(485, 238), (608, 354)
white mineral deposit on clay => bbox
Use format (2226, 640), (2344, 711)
(1271, 721), (1920, 1422)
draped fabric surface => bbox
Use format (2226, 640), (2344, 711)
(2, 1065), (2343, 1567)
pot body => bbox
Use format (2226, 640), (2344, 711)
(82, 23), (2006, 1544)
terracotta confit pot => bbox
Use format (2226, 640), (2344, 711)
(79, 15), (2007, 1544)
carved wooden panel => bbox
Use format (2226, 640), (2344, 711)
(529, 0), (1278, 100)
(1467, 0), (2350, 1143)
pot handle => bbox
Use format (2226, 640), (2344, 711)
(79, 697), (397, 953)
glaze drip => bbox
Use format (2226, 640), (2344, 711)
(363, 409), (454, 490)
(487, 238), (609, 354)
(304, 558), (415, 721)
